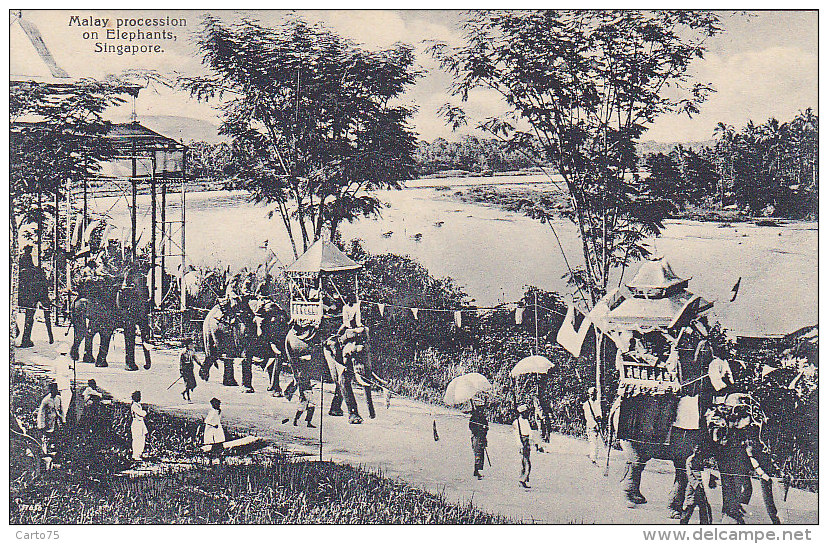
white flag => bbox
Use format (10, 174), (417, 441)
(411, 308), (418, 320)
(515, 307), (524, 325)
(556, 305), (592, 358)
(377, 303), (385, 317)
(454, 310), (462, 328)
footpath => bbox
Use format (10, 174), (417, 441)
(14, 316), (818, 524)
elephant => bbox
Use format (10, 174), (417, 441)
(614, 338), (743, 521)
(200, 296), (253, 387)
(70, 266), (152, 370)
(17, 264), (54, 347)
(245, 299), (291, 395)
(322, 325), (377, 424)
(70, 275), (119, 367)
(118, 264), (152, 371)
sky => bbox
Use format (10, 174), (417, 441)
(10, 9), (818, 143)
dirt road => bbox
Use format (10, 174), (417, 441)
(14, 317), (818, 524)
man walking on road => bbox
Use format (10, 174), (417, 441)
(469, 400), (489, 479)
(513, 404), (534, 488)
(583, 387), (603, 464)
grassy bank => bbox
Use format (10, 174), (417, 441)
(447, 184), (793, 224)
(10, 369), (506, 524)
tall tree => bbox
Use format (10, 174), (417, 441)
(431, 10), (721, 398)
(183, 17), (420, 258)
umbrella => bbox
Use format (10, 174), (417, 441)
(509, 355), (555, 378)
(443, 373), (493, 405)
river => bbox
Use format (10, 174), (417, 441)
(90, 175), (817, 337)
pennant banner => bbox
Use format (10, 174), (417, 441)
(556, 305), (592, 358)
(411, 308), (418, 320)
(377, 303), (385, 317)
(515, 307), (524, 325)
(454, 310), (462, 328)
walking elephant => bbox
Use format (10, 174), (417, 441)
(118, 264), (152, 371)
(201, 297), (253, 386)
(616, 354), (742, 522)
(70, 276), (119, 367)
(18, 264), (54, 347)
(245, 299), (291, 395)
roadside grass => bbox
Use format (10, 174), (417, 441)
(10, 369), (508, 524)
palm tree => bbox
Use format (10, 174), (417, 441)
(713, 122), (736, 208)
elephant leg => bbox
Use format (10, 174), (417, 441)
(329, 383), (344, 416)
(20, 308), (35, 347)
(668, 428), (701, 517)
(760, 478), (781, 524)
(83, 327), (96, 364)
(138, 316), (152, 369)
(715, 445), (746, 523)
(124, 326), (139, 371)
(621, 440), (650, 505)
(97, 329), (113, 368)
(268, 352), (284, 395)
(200, 356), (213, 381)
(339, 369), (360, 421)
(364, 385), (376, 419)
(70, 317), (85, 362)
(323, 348), (344, 415)
(241, 356), (254, 392)
(42, 308), (54, 344)
(223, 358), (238, 386)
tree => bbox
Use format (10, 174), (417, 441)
(10, 79), (127, 361)
(431, 10), (722, 399)
(183, 16), (420, 258)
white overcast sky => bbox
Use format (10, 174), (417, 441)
(10, 9), (818, 143)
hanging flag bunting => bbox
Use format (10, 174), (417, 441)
(411, 307), (418, 320)
(515, 307), (524, 325)
(556, 305), (592, 358)
(377, 303), (385, 317)
(761, 364), (780, 378)
(454, 310), (462, 328)
(71, 212), (84, 248)
(99, 223), (113, 246)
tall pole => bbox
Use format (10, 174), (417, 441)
(65, 177), (72, 317)
(53, 190), (59, 322)
(319, 366), (324, 462)
(82, 177), (88, 264)
(151, 156), (157, 312)
(36, 190), (42, 266)
(131, 138), (137, 262)
(160, 175), (166, 307)
(180, 148), (187, 313)
(534, 290), (539, 355)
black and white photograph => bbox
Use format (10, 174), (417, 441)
(7, 6), (819, 530)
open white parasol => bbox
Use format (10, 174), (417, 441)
(443, 372), (493, 406)
(509, 355), (555, 378)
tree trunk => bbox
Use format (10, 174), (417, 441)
(10, 213), (19, 364)
(595, 331), (603, 410)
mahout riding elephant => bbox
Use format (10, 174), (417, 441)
(118, 264), (152, 371)
(18, 263), (54, 347)
(201, 296), (254, 386)
(322, 325), (377, 424)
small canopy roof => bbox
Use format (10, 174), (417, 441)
(106, 122), (185, 151)
(605, 291), (712, 330)
(286, 239), (361, 274)
(626, 257), (688, 297)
